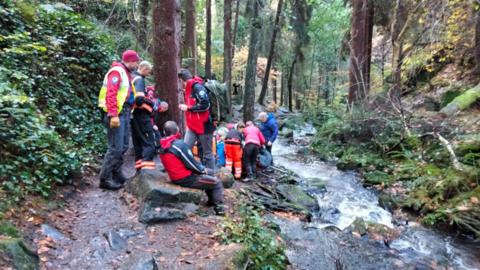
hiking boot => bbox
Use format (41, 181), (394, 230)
(242, 175), (253, 183)
(113, 171), (128, 185)
(214, 204), (225, 216)
(99, 179), (123, 190)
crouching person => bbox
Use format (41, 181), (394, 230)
(159, 121), (225, 216)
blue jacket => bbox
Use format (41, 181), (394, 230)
(216, 141), (226, 166)
(260, 113), (279, 143)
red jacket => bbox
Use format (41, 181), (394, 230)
(243, 126), (266, 146)
(159, 133), (205, 181)
(184, 77), (211, 134)
(106, 62), (133, 117)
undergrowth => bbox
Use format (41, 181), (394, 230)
(220, 204), (287, 270)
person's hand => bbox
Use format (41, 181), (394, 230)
(179, 104), (188, 111)
(267, 141), (272, 146)
(159, 101), (169, 112)
(204, 168), (215, 175)
(110, 116), (120, 128)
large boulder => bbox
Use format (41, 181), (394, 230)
(139, 203), (198, 224)
(0, 238), (39, 270)
(127, 170), (203, 224)
(276, 184), (318, 210)
(127, 170), (203, 207)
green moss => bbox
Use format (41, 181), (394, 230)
(363, 171), (393, 186)
(441, 84), (480, 114)
(0, 222), (19, 238)
(0, 238), (39, 270)
(441, 90), (462, 107)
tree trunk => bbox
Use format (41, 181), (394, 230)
(224, 0), (233, 113)
(153, 0), (183, 129)
(288, 55), (297, 112)
(138, 0), (150, 50)
(348, 0), (374, 106)
(205, 0), (212, 78)
(184, 0), (197, 74)
(243, 0), (263, 122)
(475, 7), (480, 75)
(258, 0), (284, 105)
(390, 0), (408, 104)
(232, 0), (241, 60)
(273, 77), (277, 104)
(280, 71), (285, 106)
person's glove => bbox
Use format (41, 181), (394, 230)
(110, 116), (120, 128)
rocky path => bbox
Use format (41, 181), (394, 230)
(30, 155), (242, 270)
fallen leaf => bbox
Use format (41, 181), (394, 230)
(470, 197), (479, 204)
(38, 246), (50, 254)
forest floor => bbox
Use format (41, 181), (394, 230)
(7, 152), (254, 270)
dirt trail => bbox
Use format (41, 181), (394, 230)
(31, 153), (239, 270)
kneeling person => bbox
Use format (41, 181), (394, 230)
(159, 121), (225, 215)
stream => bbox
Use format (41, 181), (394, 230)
(270, 125), (480, 270)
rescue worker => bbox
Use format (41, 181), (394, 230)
(98, 50), (140, 190)
(159, 121), (225, 216)
(242, 121), (266, 182)
(131, 61), (157, 170)
(225, 122), (245, 179)
(177, 69), (216, 170)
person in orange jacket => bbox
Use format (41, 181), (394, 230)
(225, 122), (245, 179)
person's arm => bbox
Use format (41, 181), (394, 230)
(170, 141), (206, 174)
(258, 129), (266, 145)
(269, 120), (279, 143)
(188, 84), (210, 112)
(106, 71), (121, 117)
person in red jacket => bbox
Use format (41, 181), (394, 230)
(98, 50), (140, 190)
(159, 121), (225, 215)
(177, 69), (215, 170)
(242, 121), (266, 182)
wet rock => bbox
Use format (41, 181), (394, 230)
(127, 169), (203, 206)
(276, 184), (318, 209)
(139, 203), (198, 224)
(120, 253), (158, 270)
(104, 230), (127, 251)
(349, 217), (368, 236)
(40, 224), (66, 241)
(117, 228), (140, 239)
(215, 167), (235, 189)
(336, 160), (360, 171)
(280, 128), (294, 138)
(0, 238), (39, 270)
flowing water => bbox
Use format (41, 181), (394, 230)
(271, 126), (480, 270)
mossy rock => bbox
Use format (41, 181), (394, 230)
(276, 184), (317, 209)
(440, 84), (480, 115)
(0, 222), (19, 238)
(215, 167), (235, 189)
(378, 193), (400, 212)
(0, 238), (39, 270)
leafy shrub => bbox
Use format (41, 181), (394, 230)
(221, 204), (287, 270)
(0, 1), (120, 201)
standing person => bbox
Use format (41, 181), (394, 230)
(259, 111), (278, 154)
(131, 61), (157, 171)
(98, 50), (140, 190)
(177, 69), (216, 170)
(159, 121), (225, 215)
(225, 122), (245, 179)
(242, 121), (266, 181)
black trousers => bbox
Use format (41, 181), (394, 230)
(243, 143), (260, 176)
(174, 174), (224, 205)
(131, 111), (156, 162)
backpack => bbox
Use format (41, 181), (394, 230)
(203, 80), (230, 122)
(257, 148), (273, 169)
